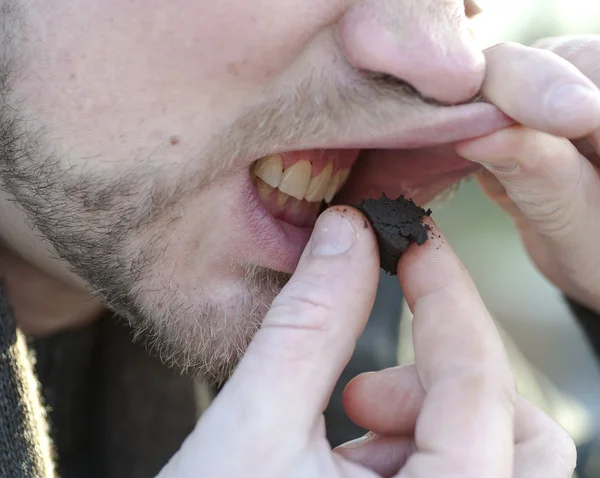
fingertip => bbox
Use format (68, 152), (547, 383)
(341, 366), (424, 436)
(545, 83), (600, 138)
(396, 218), (469, 310)
(482, 42), (600, 138)
(341, 371), (378, 414)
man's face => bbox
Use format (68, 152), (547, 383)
(0, 0), (508, 380)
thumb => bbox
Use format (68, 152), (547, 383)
(218, 206), (380, 431)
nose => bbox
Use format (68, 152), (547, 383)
(338, 0), (485, 104)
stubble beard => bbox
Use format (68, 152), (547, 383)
(0, 6), (452, 382)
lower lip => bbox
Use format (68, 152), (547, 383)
(241, 174), (313, 273)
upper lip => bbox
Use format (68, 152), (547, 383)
(303, 102), (514, 149)
(267, 101), (514, 155)
(249, 101), (514, 206)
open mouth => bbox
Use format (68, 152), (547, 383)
(242, 102), (514, 273)
(245, 145), (479, 275)
(249, 145), (480, 230)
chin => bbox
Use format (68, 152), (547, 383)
(125, 259), (291, 384)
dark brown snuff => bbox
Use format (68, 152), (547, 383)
(356, 194), (431, 275)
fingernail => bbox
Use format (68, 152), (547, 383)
(311, 211), (355, 257)
(478, 160), (518, 173)
(337, 432), (377, 449)
(548, 84), (600, 119)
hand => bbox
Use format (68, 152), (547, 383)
(456, 37), (600, 313)
(157, 207), (575, 477)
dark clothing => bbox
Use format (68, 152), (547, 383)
(567, 299), (600, 362)
(0, 289), (53, 477)
(0, 286), (202, 478)
(0, 285), (599, 477)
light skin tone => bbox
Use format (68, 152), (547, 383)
(159, 212), (575, 477)
(0, 0), (508, 379)
(0, 0), (599, 474)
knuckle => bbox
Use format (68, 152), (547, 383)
(486, 41), (528, 62)
(454, 367), (517, 410)
(538, 35), (600, 83)
(498, 134), (584, 236)
(268, 276), (337, 330)
(490, 41), (523, 53)
(506, 131), (572, 175)
(531, 36), (561, 50)
(537, 427), (577, 478)
(557, 434), (578, 477)
(258, 277), (345, 364)
(510, 190), (578, 239)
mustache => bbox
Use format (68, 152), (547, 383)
(208, 64), (485, 169)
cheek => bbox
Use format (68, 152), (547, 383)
(30, 0), (342, 91)
(131, 0), (344, 85)
(127, 174), (251, 292)
(17, 0), (344, 167)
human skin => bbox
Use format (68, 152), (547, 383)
(156, 211), (576, 477)
(457, 37), (600, 315)
(1, 2), (600, 382)
(0, 1), (598, 475)
(0, 0), (508, 379)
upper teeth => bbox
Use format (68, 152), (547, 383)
(279, 160), (312, 200)
(252, 155), (351, 203)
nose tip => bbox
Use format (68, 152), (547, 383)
(339, 6), (485, 104)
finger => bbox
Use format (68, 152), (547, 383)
(218, 206), (380, 430)
(457, 126), (600, 307)
(342, 364), (425, 436)
(531, 35), (600, 165)
(475, 170), (528, 227)
(396, 219), (517, 478)
(482, 42), (600, 138)
(532, 34), (600, 87)
(513, 399), (577, 478)
(338, 366), (576, 478)
(335, 434), (415, 478)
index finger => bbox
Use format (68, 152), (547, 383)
(482, 42), (600, 139)
(396, 219), (516, 478)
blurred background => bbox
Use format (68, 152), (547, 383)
(324, 2), (600, 477)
